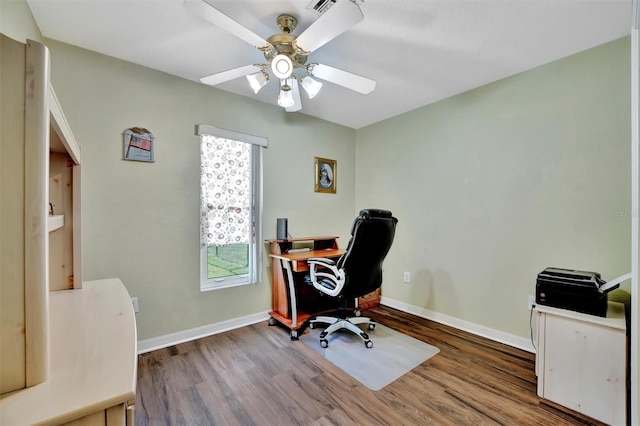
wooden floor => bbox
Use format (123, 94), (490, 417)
(135, 306), (606, 426)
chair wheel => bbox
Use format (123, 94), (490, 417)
(268, 317), (277, 326)
(365, 340), (373, 348)
(309, 322), (315, 329)
(368, 323), (376, 330)
(320, 339), (328, 348)
(354, 310), (362, 317)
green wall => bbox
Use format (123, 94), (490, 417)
(1, 0), (357, 342)
(43, 40), (357, 340)
(0, 0), (42, 44)
(1, 0), (632, 343)
(356, 37), (631, 338)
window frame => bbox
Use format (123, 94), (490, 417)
(197, 124), (267, 291)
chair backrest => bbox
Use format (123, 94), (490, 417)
(337, 209), (398, 298)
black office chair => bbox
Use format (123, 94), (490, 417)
(307, 209), (398, 348)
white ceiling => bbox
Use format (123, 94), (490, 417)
(27, 0), (632, 129)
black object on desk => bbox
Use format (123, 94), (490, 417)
(536, 267), (620, 317)
(276, 218), (288, 240)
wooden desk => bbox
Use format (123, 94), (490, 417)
(267, 237), (345, 339)
(267, 235), (383, 338)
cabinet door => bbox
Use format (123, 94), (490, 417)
(542, 314), (626, 425)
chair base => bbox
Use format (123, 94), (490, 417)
(309, 314), (376, 348)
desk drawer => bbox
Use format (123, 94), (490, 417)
(291, 260), (309, 272)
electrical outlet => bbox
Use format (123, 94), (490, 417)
(131, 297), (139, 313)
(527, 295), (535, 311)
(403, 272), (411, 283)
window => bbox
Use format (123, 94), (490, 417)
(197, 124), (267, 290)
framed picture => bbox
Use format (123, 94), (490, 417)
(314, 157), (337, 194)
(123, 127), (155, 162)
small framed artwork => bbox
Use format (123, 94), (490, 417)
(314, 157), (337, 194)
(123, 127), (155, 162)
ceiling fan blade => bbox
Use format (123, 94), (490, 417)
(286, 78), (302, 112)
(311, 64), (376, 94)
(295, 0), (364, 54)
(200, 64), (258, 86)
(184, 0), (272, 50)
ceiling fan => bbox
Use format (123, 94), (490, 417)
(184, 0), (376, 112)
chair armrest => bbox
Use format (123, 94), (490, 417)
(308, 257), (345, 297)
(307, 257), (335, 267)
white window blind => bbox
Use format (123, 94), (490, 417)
(197, 124), (267, 290)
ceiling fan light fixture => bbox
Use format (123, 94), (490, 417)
(246, 71), (269, 94)
(277, 79), (295, 108)
(277, 89), (295, 108)
(300, 76), (323, 99)
(189, 1), (375, 113)
(271, 54), (293, 79)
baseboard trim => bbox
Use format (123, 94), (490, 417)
(137, 311), (271, 354)
(137, 302), (535, 355)
(380, 297), (535, 353)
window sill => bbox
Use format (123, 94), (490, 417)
(200, 280), (257, 292)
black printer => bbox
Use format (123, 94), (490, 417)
(535, 267), (620, 317)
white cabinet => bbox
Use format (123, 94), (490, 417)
(535, 302), (627, 425)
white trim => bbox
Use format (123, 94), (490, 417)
(380, 296), (535, 353)
(630, 1), (639, 423)
(137, 311), (270, 354)
(200, 276), (256, 291)
(49, 85), (81, 165)
(137, 299), (536, 356)
(195, 124), (268, 147)
(199, 137), (262, 291)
